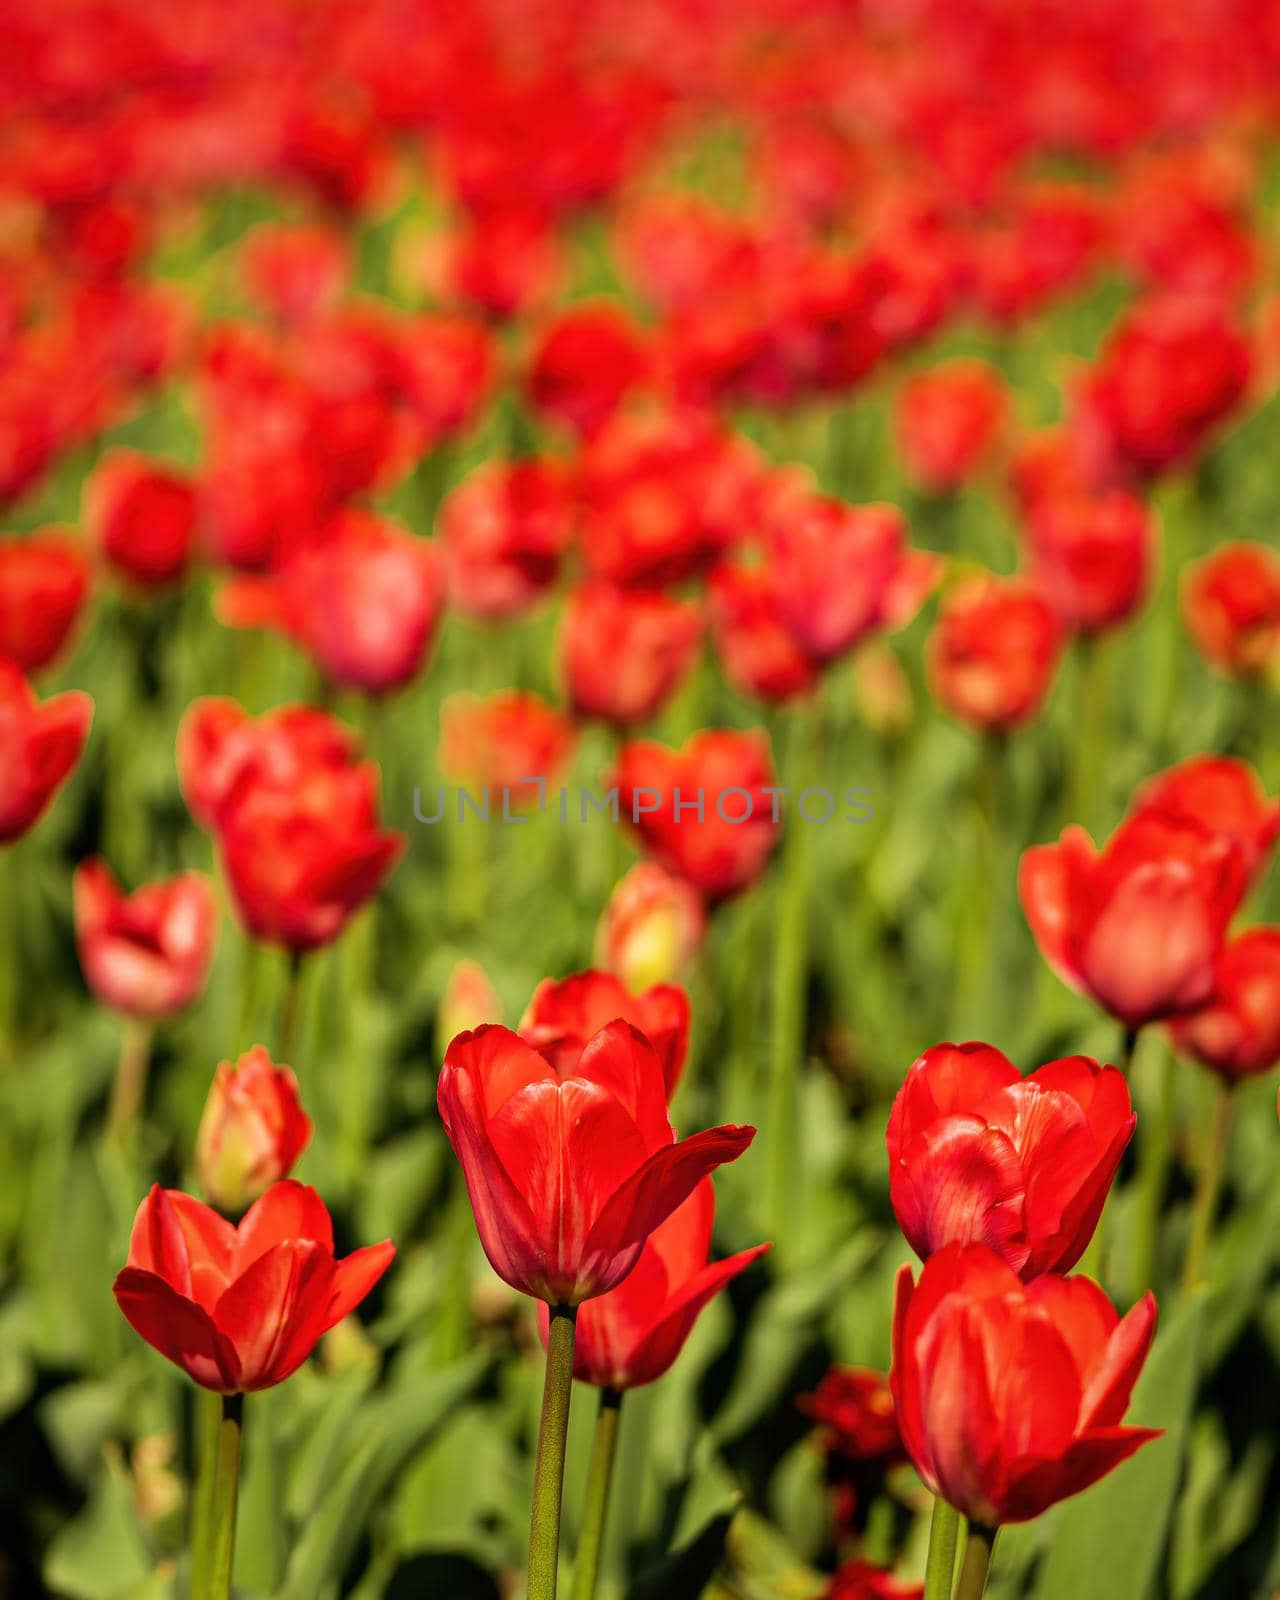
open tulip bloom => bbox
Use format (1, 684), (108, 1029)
(893, 1244), (1159, 1534)
(887, 1043), (1135, 1277)
(438, 1016), (754, 1600)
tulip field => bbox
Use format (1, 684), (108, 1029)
(5, 1), (1280, 1597)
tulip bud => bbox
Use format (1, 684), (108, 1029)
(853, 642), (914, 738)
(83, 450), (199, 590)
(1182, 541), (1280, 678)
(596, 863), (706, 994)
(436, 958), (502, 1057)
(195, 1046), (312, 1214)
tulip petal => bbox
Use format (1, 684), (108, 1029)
(234, 1180), (334, 1273)
(574, 1019), (672, 1148)
(621, 1242), (771, 1388)
(325, 1239), (396, 1329)
(214, 1239), (334, 1389)
(443, 1024), (557, 1122)
(114, 1267), (241, 1392)
(1018, 831), (1094, 991)
(1079, 1291), (1159, 1428)
(127, 1186), (194, 1296)
(998, 1426), (1163, 1523)
(891, 1117), (1027, 1268)
(578, 1124), (755, 1303)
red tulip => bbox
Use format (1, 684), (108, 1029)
(217, 509), (444, 694)
(827, 1562), (923, 1600)
(215, 743), (403, 952)
(177, 698), (358, 832)
(196, 1047), (313, 1214)
(895, 360), (1009, 492)
(1025, 491), (1155, 634)
(611, 729), (782, 902)
(887, 1043), (1134, 1277)
(578, 406), (761, 588)
(438, 959), (502, 1048)
(0, 660), (93, 844)
(765, 493), (940, 667)
(440, 460), (573, 621)
(238, 222), (351, 327)
(439, 690), (577, 804)
(927, 574), (1063, 731)
(113, 1181), (394, 1392)
(420, 210), (563, 323)
(596, 862), (706, 995)
(538, 1178), (767, 1388)
(1079, 294), (1252, 479)
(561, 580), (701, 726)
(1169, 928), (1280, 1081)
(1182, 541), (1280, 677)
(520, 968), (691, 1098)
(84, 450), (199, 589)
(0, 530), (89, 672)
(74, 859), (217, 1019)
(708, 561), (819, 704)
(1019, 812), (1249, 1027)
(1131, 756), (1280, 886)
(524, 302), (649, 438)
(437, 1020), (754, 1305)
(892, 1243), (1160, 1525)
(799, 1367), (906, 1541)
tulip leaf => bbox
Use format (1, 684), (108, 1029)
(1031, 1291), (1206, 1600)
(42, 1452), (152, 1600)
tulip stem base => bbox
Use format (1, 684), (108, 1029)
(193, 1391), (242, 1600)
(106, 1017), (154, 1145)
(528, 1304), (577, 1600)
(924, 1497), (961, 1600)
(1131, 1037), (1174, 1300)
(954, 1523), (996, 1600)
(572, 1387), (622, 1600)
(278, 950), (305, 1064)
(1180, 1081), (1234, 1296)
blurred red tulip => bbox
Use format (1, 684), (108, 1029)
(766, 493), (940, 665)
(709, 561), (819, 704)
(896, 360), (1008, 492)
(887, 1042), (1134, 1277)
(438, 958), (503, 1049)
(562, 580), (701, 726)
(84, 451), (199, 589)
(827, 1562), (923, 1600)
(520, 968), (691, 1098)
(525, 302), (649, 437)
(238, 222), (351, 326)
(439, 690), (577, 803)
(420, 210), (563, 323)
(177, 698), (358, 833)
(74, 859), (217, 1019)
(1169, 928), (1280, 1081)
(1182, 542), (1280, 677)
(800, 1366), (906, 1541)
(0, 530), (89, 671)
(196, 1047), (313, 1214)
(853, 642), (915, 739)
(437, 1019), (754, 1305)
(1025, 491), (1154, 634)
(1020, 812), (1249, 1027)
(892, 1244), (1159, 1525)
(596, 862), (706, 995)
(113, 1181), (393, 1392)
(612, 729), (782, 902)
(927, 574), (1063, 731)
(0, 660), (92, 843)
(384, 312), (497, 451)
(1079, 294), (1252, 479)
(578, 406), (762, 588)
(441, 460), (573, 621)
(218, 509), (445, 694)
(538, 1178), (766, 1388)
(1132, 756), (1280, 885)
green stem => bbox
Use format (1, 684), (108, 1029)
(1068, 637), (1109, 835)
(1180, 1080), (1235, 1296)
(194, 1392), (243, 1600)
(765, 705), (816, 1252)
(433, 1172), (476, 1364)
(571, 1388), (623, 1600)
(1078, 1025), (1140, 1282)
(106, 1017), (155, 1145)
(528, 1305), (577, 1600)
(278, 950), (305, 1064)
(189, 1387), (221, 1583)
(923, 1497), (961, 1600)
(0, 845), (16, 1064)
(1131, 1035), (1175, 1301)
(954, 1523), (996, 1600)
